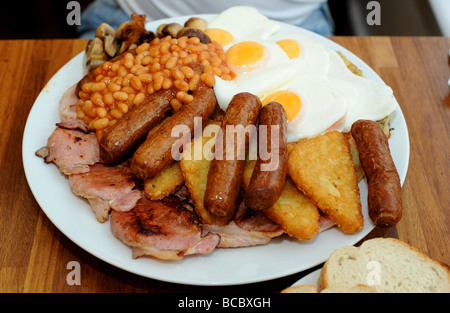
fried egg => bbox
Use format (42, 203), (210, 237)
(262, 77), (348, 142)
(205, 6), (280, 45)
(213, 39), (296, 111)
(325, 50), (397, 131)
(208, 7), (397, 143)
(257, 33), (397, 141)
(271, 33), (331, 79)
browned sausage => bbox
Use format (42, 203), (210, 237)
(130, 85), (217, 179)
(244, 101), (288, 210)
(99, 90), (173, 163)
(204, 92), (261, 222)
(350, 119), (402, 228)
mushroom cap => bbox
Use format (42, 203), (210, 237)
(95, 23), (116, 39)
(160, 23), (183, 38)
(184, 17), (208, 31)
(178, 27), (211, 44)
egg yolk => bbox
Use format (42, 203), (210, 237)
(276, 39), (301, 59)
(262, 90), (302, 121)
(226, 41), (266, 73)
(205, 28), (234, 46)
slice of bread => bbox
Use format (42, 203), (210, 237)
(320, 284), (376, 293)
(281, 284), (376, 293)
(318, 238), (450, 293)
(281, 284), (317, 293)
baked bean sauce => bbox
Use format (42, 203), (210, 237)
(77, 35), (234, 140)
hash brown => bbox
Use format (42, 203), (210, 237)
(144, 161), (184, 200)
(287, 131), (363, 234)
(243, 161), (320, 240)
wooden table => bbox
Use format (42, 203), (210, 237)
(1, 37), (449, 293)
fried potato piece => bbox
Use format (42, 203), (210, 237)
(144, 161), (184, 200)
(287, 142), (296, 154)
(287, 131), (363, 234)
(347, 135), (365, 182)
(243, 161), (320, 240)
(180, 121), (229, 225)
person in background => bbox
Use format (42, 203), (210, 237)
(78, 0), (334, 38)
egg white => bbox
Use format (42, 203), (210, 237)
(270, 33), (331, 79)
(207, 6), (281, 42)
(264, 77), (349, 143)
(325, 50), (397, 132)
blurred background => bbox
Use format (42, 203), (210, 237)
(0, 0), (448, 39)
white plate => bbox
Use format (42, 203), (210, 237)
(292, 268), (322, 288)
(22, 14), (409, 286)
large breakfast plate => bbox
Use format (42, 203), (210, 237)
(22, 14), (409, 286)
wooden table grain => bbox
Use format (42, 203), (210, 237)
(1, 37), (449, 293)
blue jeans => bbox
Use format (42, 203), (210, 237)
(302, 3), (335, 37)
(78, 0), (130, 38)
(78, 0), (334, 38)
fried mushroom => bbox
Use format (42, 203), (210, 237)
(84, 37), (108, 73)
(160, 23), (183, 38)
(95, 23), (118, 57)
(178, 27), (211, 44)
(184, 17), (208, 31)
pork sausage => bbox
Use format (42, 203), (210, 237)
(130, 85), (217, 179)
(99, 90), (173, 163)
(204, 92), (261, 222)
(244, 101), (288, 210)
(351, 119), (402, 228)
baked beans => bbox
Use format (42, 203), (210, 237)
(77, 35), (233, 138)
